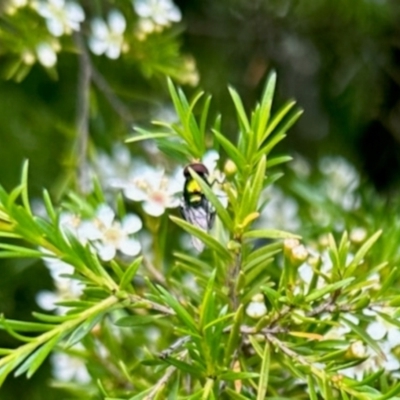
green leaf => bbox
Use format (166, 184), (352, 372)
(200, 94), (212, 141)
(245, 258), (273, 287)
(174, 252), (213, 274)
(248, 336), (264, 358)
(224, 304), (244, 367)
(163, 357), (202, 377)
(344, 230), (382, 278)
(0, 363), (15, 387)
(376, 381), (400, 400)
(15, 333), (61, 378)
(245, 241), (282, 264)
(266, 155), (293, 169)
(203, 311), (233, 331)
(256, 71), (276, 144)
(244, 249), (281, 272)
(228, 86), (251, 134)
(189, 168), (233, 231)
(115, 315), (164, 327)
(120, 256), (143, 290)
(244, 156), (266, 218)
(126, 130), (172, 143)
(254, 132), (286, 161)
(31, 312), (75, 323)
(170, 216), (231, 259)
(0, 319), (54, 332)
(65, 312), (104, 348)
(156, 285), (198, 333)
(21, 160), (32, 217)
(219, 371), (259, 381)
(0, 243), (44, 258)
(186, 91), (205, 153)
(265, 107), (303, 141)
(224, 387), (253, 400)
(305, 277), (354, 302)
(257, 341), (271, 400)
(199, 270), (217, 330)
(42, 189), (56, 222)
(262, 100), (296, 142)
(243, 229), (300, 240)
(212, 129), (246, 172)
(307, 375), (318, 400)
(128, 388), (153, 400)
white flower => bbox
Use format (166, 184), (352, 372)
(51, 350), (91, 383)
(89, 10), (126, 59)
(323, 313), (358, 340)
(94, 145), (132, 183)
(80, 204), (142, 261)
(319, 156), (360, 210)
(36, 42), (57, 67)
(350, 227), (367, 244)
(39, 245), (85, 314)
(341, 342), (400, 380)
(133, 0), (181, 36)
(36, 279), (84, 314)
(37, 0), (84, 37)
(118, 166), (182, 217)
(365, 307), (400, 349)
(201, 150), (228, 208)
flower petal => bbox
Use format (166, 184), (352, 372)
(78, 221), (102, 241)
(97, 243), (116, 261)
(66, 2), (85, 22)
(119, 238), (141, 256)
(36, 43), (57, 67)
(106, 44), (121, 60)
(124, 184), (148, 201)
(108, 9), (126, 34)
(46, 18), (64, 36)
(143, 200), (165, 217)
(36, 290), (58, 310)
(122, 214), (143, 233)
(96, 204), (115, 227)
(366, 321), (386, 341)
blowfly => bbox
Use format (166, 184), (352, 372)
(180, 162), (215, 252)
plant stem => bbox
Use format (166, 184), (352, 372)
(74, 32), (92, 194)
(143, 365), (177, 400)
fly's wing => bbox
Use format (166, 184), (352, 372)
(180, 200), (214, 252)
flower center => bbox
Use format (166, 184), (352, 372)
(150, 190), (167, 205)
(103, 225), (123, 245)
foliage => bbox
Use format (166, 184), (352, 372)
(1, 2), (400, 399)
(0, 68), (400, 400)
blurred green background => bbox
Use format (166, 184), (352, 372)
(1, 0), (400, 398)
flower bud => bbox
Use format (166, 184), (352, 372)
(350, 227), (367, 244)
(246, 294), (267, 319)
(345, 340), (366, 359)
(224, 159), (237, 178)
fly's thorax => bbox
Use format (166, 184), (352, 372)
(184, 177), (204, 205)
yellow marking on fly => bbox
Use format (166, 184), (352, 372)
(189, 194), (202, 203)
(187, 179), (202, 193)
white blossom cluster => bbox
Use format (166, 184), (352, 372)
(7, 0), (182, 68)
(133, 0), (182, 39)
(319, 156), (360, 211)
(91, 145), (226, 217)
